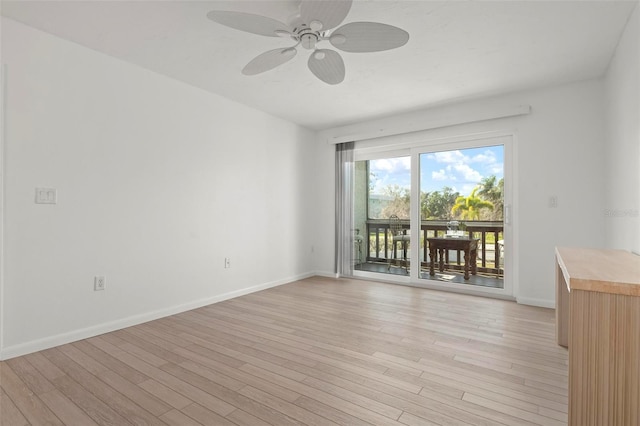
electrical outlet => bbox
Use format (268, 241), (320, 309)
(549, 195), (558, 208)
(224, 258), (231, 268)
(35, 187), (57, 204)
(94, 276), (106, 291)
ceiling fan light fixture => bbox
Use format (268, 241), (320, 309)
(330, 33), (347, 45)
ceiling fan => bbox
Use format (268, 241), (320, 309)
(206, 0), (409, 85)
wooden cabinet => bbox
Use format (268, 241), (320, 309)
(555, 247), (640, 426)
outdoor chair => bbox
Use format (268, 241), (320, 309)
(388, 215), (410, 272)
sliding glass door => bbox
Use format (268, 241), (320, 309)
(351, 134), (513, 298)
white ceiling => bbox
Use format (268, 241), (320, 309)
(2, 0), (637, 130)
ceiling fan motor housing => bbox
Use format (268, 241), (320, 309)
(297, 27), (320, 50)
(301, 33), (318, 49)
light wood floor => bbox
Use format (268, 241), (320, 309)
(1, 276), (568, 425)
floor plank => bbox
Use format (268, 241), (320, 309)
(0, 362), (64, 425)
(39, 389), (101, 426)
(0, 388), (30, 426)
(0, 276), (568, 425)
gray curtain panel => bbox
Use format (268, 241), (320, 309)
(335, 142), (355, 276)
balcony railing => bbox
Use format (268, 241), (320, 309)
(363, 219), (504, 275)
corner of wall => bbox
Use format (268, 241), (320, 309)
(603, 2), (640, 252)
(0, 64), (7, 359)
(516, 296), (556, 309)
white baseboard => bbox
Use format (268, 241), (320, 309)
(516, 296), (555, 309)
(313, 270), (339, 279)
(1, 271), (555, 360)
(0, 272), (314, 361)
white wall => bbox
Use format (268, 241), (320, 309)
(0, 18), (316, 359)
(313, 79), (608, 307)
(3, 4), (637, 359)
(604, 3), (640, 254)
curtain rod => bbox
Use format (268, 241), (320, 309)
(327, 104), (531, 145)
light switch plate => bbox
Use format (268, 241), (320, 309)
(35, 188), (57, 204)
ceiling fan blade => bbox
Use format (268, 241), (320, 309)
(330, 22), (409, 52)
(308, 49), (345, 85)
(300, 0), (353, 31)
(207, 10), (291, 37)
(242, 48), (297, 75)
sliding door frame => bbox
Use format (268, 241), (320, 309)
(353, 130), (518, 301)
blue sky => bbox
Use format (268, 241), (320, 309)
(369, 145), (504, 196)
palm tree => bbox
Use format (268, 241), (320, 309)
(477, 175), (504, 220)
(451, 187), (494, 220)
(477, 176), (502, 202)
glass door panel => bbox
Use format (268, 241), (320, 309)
(354, 155), (411, 277)
(417, 145), (505, 289)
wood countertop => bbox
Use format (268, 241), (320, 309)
(556, 246), (640, 296)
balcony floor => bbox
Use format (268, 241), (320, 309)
(355, 261), (504, 289)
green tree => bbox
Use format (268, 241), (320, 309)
(380, 185), (410, 219)
(422, 187), (460, 220)
(451, 187), (494, 220)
